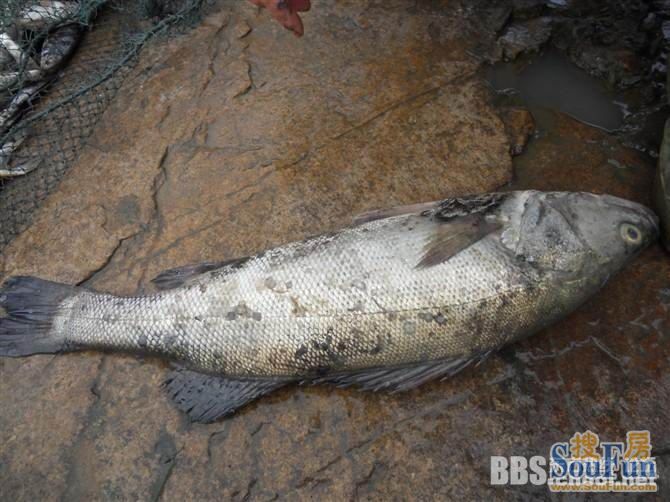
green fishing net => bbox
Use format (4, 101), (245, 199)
(0, 0), (206, 250)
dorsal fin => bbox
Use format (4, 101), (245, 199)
(151, 257), (250, 290)
(431, 193), (505, 220)
(353, 201), (441, 226)
(353, 193), (506, 226)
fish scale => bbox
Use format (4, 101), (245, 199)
(54, 205), (565, 376)
(0, 190), (659, 421)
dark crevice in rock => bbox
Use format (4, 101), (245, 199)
(77, 233), (138, 287)
(148, 429), (180, 502)
(206, 422), (232, 461)
(59, 354), (108, 502)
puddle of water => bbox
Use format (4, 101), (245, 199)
(486, 49), (624, 132)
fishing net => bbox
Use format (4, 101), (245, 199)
(0, 0), (206, 250)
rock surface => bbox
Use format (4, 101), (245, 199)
(0, 1), (668, 500)
(498, 17), (553, 60)
(498, 106), (536, 156)
(654, 119), (670, 251)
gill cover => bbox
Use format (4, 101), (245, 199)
(500, 192), (589, 271)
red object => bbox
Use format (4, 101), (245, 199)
(287, 0), (311, 12)
(249, 0), (312, 37)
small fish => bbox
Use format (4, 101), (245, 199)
(653, 119), (670, 251)
(0, 129), (41, 178)
(0, 128), (27, 156)
(0, 32), (39, 71)
(0, 69), (43, 92)
(15, 1), (80, 31)
(0, 27), (15, 68)
(0, 191), (658, 422)
(0, 83), (45, 132)
(40, 23), (81, 72)
(0, 157), (41, 177)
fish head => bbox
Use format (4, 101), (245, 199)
(501, 191), (659, 280)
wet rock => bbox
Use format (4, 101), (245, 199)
(0, 1), (668, 499)
(498, 17), (552, 60)
(653, 119), (670, 251)
(547, 1), (656, 89)
(0, 0), (513, 498)
(510, 0), (547, 20)
(567, 45), (642, 88)
(498, 107), (536, 156)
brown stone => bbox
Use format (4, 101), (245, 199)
(1, 1), (668, 500)
(498, 106), (536, 156)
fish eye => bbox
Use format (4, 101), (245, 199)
(620, 223), (642, 245)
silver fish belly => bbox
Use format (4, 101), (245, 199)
(0, 190), (659, 421)
(61, 216), (554, 376)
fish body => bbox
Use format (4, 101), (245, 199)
(0, 82), (44, 132)
(40, 23), (81, 72)
(0, 32), (39, 71)
(0, 128), (28, 176)
(0, 191), (658, 421)
(16, 1), (80, 31)
(0, 131), (41, 177)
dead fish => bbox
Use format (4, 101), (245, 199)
(653, 119), (670, 251)
(0, 69), (43, 91)
(0, 157), (41, 177)
(0, 128), (27, 157)
(0, 26), (25, 77)
(15, 1), (80, 31)
(40, 23), (81, 72)
(0, 32), (39, 71)
(0, 83), (45, 132)
(0, 129), (40, 178)
(0, 191), (658, 422)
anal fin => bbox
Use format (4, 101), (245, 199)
(316, 354), (487, 393)
(164, 369), (291, 423)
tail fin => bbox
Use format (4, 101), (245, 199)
(0, 276), (77, 357)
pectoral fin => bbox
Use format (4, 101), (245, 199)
(417, 214), (501, 268)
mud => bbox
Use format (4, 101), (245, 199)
(0, 0), (669, 500)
